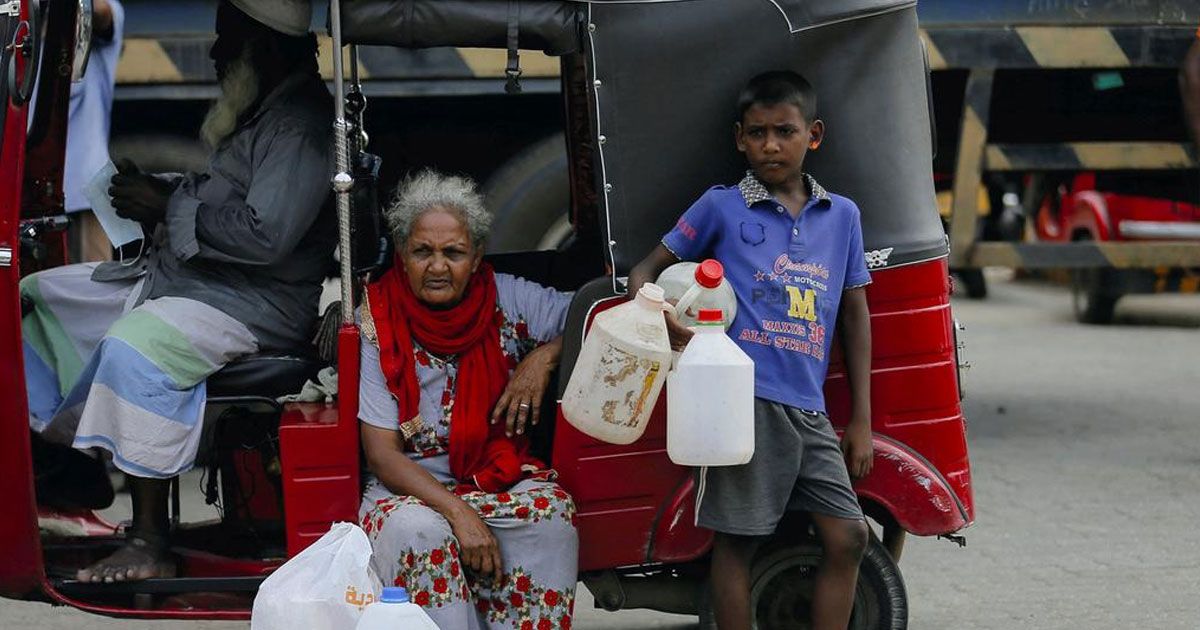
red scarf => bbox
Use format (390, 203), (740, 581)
(366, 260), (542, 492)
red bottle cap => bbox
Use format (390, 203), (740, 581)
(695, 259), (724, 289)
(697, 309), (724, 323)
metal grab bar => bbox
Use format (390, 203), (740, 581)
(330, 0), (354, 326)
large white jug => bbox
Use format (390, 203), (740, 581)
(355, 587), (440, 630)
(667, 309), (755, 466)
(655, 259), (737, 329)
(562, 284), (673, 445)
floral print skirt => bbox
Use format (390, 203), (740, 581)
(359, 460), (578, 630)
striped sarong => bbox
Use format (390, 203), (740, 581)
(22, 264), (258, 478)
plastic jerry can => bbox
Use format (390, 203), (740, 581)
(562, 283), (673, 445)
(655, 259), (737, 329)
(666, 309), (755, 466)
(355, 587), (440, 630)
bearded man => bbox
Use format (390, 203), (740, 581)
(21, 0), (334, 582)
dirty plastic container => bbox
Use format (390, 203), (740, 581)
(562, 283), (673, 445)
(355, 587), (440, 630)
(656, 259), (737, 329)
(666, 309), (755, 466)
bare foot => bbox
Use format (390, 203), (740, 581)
(76, 535), (175, 583)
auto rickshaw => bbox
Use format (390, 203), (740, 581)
(0, 1), (973, 628)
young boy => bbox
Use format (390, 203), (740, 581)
(628, 71), (874, 630)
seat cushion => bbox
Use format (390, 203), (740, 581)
(207, 352), (327, 399)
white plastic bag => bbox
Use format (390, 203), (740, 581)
(83, 161), (144, 248)
(251, 522), (382, 630)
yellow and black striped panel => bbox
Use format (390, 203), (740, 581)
(969, 242), (1200, 270)
(920, 25), (1194, 70)
(983, 143), (1198, 172)
(116, 38), (562, 85)
(947, 70), (995, 269)
(120, 24), (1192, 85)
(1153, 267), (1200, 293)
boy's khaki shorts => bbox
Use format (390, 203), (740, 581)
(695, 398), (864, 536)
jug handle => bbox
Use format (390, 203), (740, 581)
(673, 284), (702, 319)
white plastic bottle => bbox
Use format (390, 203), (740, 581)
(355, 587), (440, 630)
(562, 283), (673, 445)
(655, 259), (737, 329)
(666, 309), (755, 466)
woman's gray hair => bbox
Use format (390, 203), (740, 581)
(384, 169), (493, 248)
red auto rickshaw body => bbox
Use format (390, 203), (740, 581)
(0, 0), (44, 604)
(1, 0), (973, 623)
(554, 258), (971, 574)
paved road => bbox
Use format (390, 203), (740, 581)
(3, 274), (1198, 629)
(902, 274), (1200, 629)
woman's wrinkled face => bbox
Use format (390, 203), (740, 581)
(401, 207), (482, 308)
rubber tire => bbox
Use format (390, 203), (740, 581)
(1069, 235), (1118, 325)
(699, 538), (907, 630)
(481, 133), (571, 253)
(109, 134), (209, 175)
(955, 268), (988, 299)
(1071, 268), (1117, 324)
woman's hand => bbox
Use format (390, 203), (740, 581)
(361, 424), (503, 583)
(491, 337), (563, 437)
(446, 506), (504, 583)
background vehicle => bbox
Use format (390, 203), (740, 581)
(1034, 171), (1200, 323)
(2, 1), (972, 629)
(924, 1), (1200, 305)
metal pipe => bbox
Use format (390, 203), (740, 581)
(329, 0), (354, 325)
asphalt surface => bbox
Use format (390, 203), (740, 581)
(3, 272), (1198, 629)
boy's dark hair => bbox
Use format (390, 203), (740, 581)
(736, 70), (817, 123)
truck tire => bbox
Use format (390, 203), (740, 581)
(1071, 268), (1117, 324)
(481, 133), (571, 253)
(699, 538), (907, 630)
(109, 134), (209, 175)
(955, 268), (988, 299)
(1070, 235), (1118, 325)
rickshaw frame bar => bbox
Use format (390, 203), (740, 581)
(329, 0), (354, 324)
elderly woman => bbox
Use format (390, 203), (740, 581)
(357, 170), (578, 629)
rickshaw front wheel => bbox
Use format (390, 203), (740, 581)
(699, 538), (907, 630)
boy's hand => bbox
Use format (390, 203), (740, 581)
(664, 310), (694, 351)
(841, 419), (873, 479)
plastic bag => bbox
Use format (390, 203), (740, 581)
(83, 161), (143, 248)
(251, 522), (382, 630)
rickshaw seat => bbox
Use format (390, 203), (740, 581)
(206, 352), (326, 400)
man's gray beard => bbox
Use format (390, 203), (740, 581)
(200, 54), (260, 150)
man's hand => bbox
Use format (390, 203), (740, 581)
(109, 159), (173, 225)
(840, 418), (873, 480)
(93, 0), (114, 39)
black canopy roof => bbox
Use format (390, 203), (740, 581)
(585, 0), (913, 33)
(341, 0), (944, 273)
(340, 0), (914, 50)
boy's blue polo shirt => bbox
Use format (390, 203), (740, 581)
(662, 171), (872, 413)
